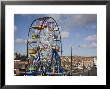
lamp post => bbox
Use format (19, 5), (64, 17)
(70, 46), (72, 75)
(27, 40), (28, 58)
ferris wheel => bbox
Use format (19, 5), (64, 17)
(26, 17), (63, 76)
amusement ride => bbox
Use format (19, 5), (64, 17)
(26, 17), (64, 76)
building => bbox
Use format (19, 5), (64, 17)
(60, 56), (96, 71)
(14, 60), (29, 76)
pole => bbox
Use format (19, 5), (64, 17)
(71, 46), (72, 75)
(83, 60), (84, 75)
(27, 40), (28, 58)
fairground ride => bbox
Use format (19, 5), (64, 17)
(26, 17), (64, 76)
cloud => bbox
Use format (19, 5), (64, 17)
(86, 24), (97, 30)
(78, 42), (97, 48)
(15, 38), (38, 44)
(61, 31), (69, 39)
(15, 38), (26, 44)
(78, 44), (87, 48)
(14, 25), (17, 32)
(73, 14), (97, 26)
(78, 34), (97, 48)
(47, 14), (62, 21)
(85, 34), (97, 42)
(89, 42), (97, 48)
(53, 14), (97, 31)
(42, 14), (97, 35)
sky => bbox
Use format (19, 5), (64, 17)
(14, 14), (97, 56)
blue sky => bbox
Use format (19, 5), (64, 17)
(14, 14), (97, 56)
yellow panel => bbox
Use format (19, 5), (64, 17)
(28, 49), (37, 54)
(56, 46), (60, 52)
(32, 25), (45, 30)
